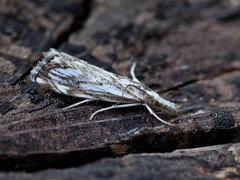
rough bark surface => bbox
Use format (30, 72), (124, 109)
(0, 0), (240, 179)
(1, 143), (240, 179)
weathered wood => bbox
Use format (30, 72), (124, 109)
(0, 143), (239, 179)
(0, 0), (240, 178)
(0, 0), (76, 84)
(1, 105), (239, 171)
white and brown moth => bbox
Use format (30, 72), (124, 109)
(30, 49), (177, 125)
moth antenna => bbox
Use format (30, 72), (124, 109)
(143, 104), (174, 126)
(121, 84), (141, 103)
(130, 62), (140, 83)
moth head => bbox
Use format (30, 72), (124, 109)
(126, 84), (177, 114)
(144, 89), (177, 115)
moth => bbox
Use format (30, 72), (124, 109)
(30, 49), (177, 125)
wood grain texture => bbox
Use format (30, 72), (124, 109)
(0, 0), (240, 179)
(1, 143), (240, 179)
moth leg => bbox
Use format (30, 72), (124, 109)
(90, 103), (141, 120)
(63, 99), (96, 110)
(130, 62), (140, 83)
(143, 104), (174, 126)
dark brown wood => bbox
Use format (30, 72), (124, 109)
(0, 0), (75, 84)
(0, 143), (239, 179)
(0, 0), (240, 178)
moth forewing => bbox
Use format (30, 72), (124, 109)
(30, 48), (178, 125)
